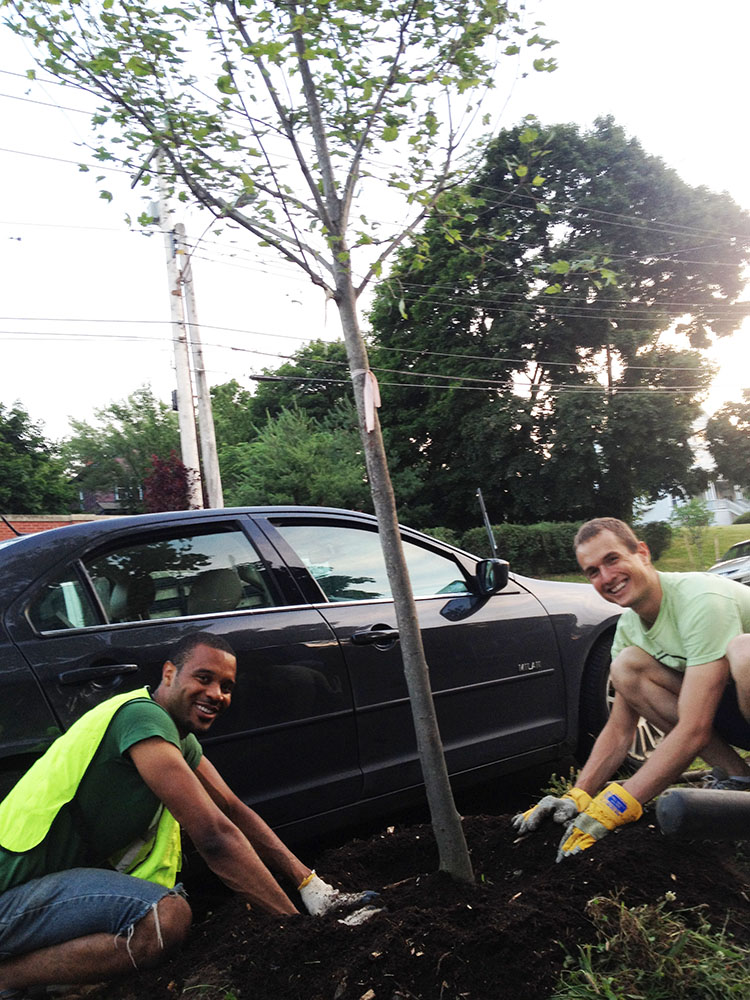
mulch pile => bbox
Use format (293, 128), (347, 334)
(89, 809), (750, 1000)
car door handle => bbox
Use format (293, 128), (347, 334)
(58, 663), (140, 686)
(350, 627), (400, 646)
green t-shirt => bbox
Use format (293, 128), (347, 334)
(611, 571), (750, 671)
(0, 700), (201, 893)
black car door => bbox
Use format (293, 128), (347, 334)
(255, 512), (567, 798)
(4, 513), (361, 826)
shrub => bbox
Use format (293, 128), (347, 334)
(419, 526), (462, 547)
(733, 511), (750, 525)
(635, 520), (673, 560)
(460, 522), (581, 576)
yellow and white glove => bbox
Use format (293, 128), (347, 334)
(556, 782), (642, 861)
(512, 787), (592, 835)
(298, 871), (380, 917)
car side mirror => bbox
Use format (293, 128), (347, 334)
(475, 558), (509, 595)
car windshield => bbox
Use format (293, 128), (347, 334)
(720, 540), (750, 561)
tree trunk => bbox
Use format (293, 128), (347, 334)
(334, 264), (474, 883)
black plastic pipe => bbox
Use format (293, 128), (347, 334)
(656, 788), (750, 839)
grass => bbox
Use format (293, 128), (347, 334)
(653, 523), (750, 574)
(551, 895), (750, 1000)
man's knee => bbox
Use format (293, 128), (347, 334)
(124, 892), (192, 968)
(610, 646), (671, 695)
(727, 634), (750, 719)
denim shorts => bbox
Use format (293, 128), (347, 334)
(714, 678), (750, 750)
(0, 868), (178, 959)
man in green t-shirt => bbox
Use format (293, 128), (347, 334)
(0, 632), (377, 998)
(512, 517), (750, 860)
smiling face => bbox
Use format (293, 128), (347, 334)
(154, 642), (237, 737)
(575, 529), (662, 625)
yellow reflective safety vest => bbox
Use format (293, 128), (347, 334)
(0, 687), (181, 887)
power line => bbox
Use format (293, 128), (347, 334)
(0, 318), (739, 376)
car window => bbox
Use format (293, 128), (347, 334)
(724, 541), (750, 560)
(274, 522), (469, 601)
(84, 528), (276, 624)
(28, 572), (100, 632)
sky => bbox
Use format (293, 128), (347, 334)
(1, 0), (749, 440)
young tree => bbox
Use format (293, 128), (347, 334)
(63, 386), (180, 514)
(670, 496), (712, 569)
(0, 403), (73, 513)
(370, 118), (750, 527)
(5, 0), (556, 880)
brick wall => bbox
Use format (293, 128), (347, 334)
(0, 514), (111, 542)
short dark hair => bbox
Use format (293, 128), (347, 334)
(573, 517), (640, 553)
(169, 632), (235, 671)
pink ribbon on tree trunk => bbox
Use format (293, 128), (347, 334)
(352, 369), (381, 432)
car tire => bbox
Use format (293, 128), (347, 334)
(576, 634), (664, 767)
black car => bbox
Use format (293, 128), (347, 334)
(0, 506), (619, 838)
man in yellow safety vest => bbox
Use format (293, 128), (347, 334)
(0, 632), (377, 998)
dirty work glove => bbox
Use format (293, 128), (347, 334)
(298, 871), (380, 917)
(512, 787), (592, 835)
(337, 905), (383, 927)
(556, 782), (642, 862)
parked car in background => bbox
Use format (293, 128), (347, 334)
(0, 506), (620, 838)
(707, 539), (750, 587)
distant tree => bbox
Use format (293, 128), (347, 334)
(143, 451), (195, 512)
(63, 387), (179, 514)
(705, 391), (750, 490)
(209, 380), (257, 449)
(0, 403), (73, 513)
(247, 341), (352, 425)
(370, 118), (750, 528)
(222, 402), (371, 510)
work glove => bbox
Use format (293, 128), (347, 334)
(556, 782), (642, 862)
(298, 871), (380, 917)
(511, 787), (592, 835)
(337, 905), (383, 926)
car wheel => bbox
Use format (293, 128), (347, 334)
(577, 635), (664, 766)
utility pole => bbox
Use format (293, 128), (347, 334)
(174, 224), (224, 508)
(157, 163), (203, 508)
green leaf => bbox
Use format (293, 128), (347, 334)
(398, 296), (407, 319)
(548, 260), (569, 274)
(126, 55), (151, 77)
(515, 164), (528, 178)
(99, 190), (113, 202)
(382, 126), (398, 142)
(531, 175), (545, 187)
(544, 283), (562, 295)
(519, 127), (538, 145)
(217, 75), (237, 95)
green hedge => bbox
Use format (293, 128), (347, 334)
(424, 518), (675, 577)
(459, 522), (582, 576)
(733, 511), (750, 525)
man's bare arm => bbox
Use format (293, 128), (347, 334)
(575, 691), (640, 796)
(128, 738), (299, 916)
(193, 755), (310, 888)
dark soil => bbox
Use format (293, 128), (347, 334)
(89, 808), (750, 1000)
